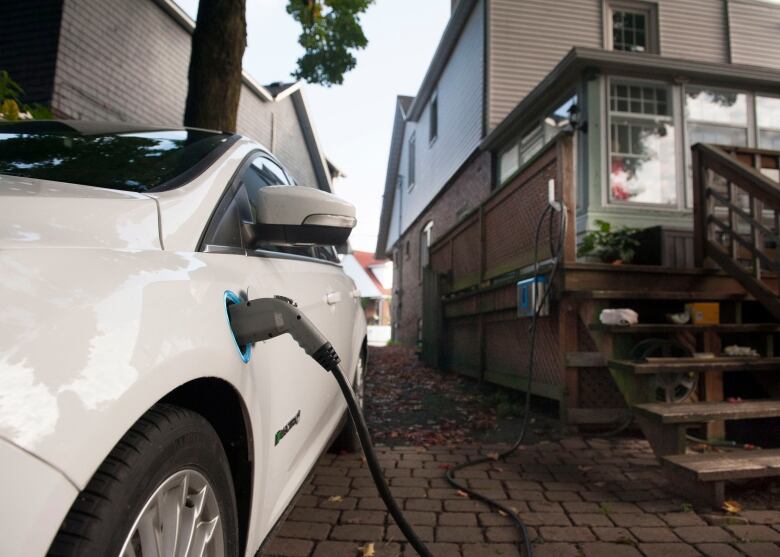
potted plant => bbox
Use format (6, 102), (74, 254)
(577, 219), (640, 264)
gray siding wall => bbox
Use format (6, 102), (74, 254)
(488, 0), (602, 129)
(487, 0), (733, 129)
(659, 0), (728, 63)
(52, 0), (321, 188)
(729, 0), (780, 70)
(386, 0), (484, 248)
(54, 0), (190, 125)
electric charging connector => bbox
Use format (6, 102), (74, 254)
(227, 296), (434, 557)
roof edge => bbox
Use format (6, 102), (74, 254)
(375, 96), (412, 258)
(405, 0), (478, 122)
(483, 46), (780, 151)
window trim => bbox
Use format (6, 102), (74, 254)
(198, 150), (342, 267)
(604, 0), (659, 55)
(429, 92), (439, 146)
(419, 220), (434, 282)
(756, 92), (780, 149)
(605, 76), (681, 209)
(495, 91), (579, 188)
(407, 132), (416, 192)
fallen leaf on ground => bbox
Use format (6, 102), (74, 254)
(328, 495), (343, 502)
(456, 490), (470, 498)
(723, 500), (742, 514)
(359, 543), (375, 557)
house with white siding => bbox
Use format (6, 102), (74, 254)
(377, 0), (780, 350)
(373, 0), (780, 467)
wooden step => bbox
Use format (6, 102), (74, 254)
(662, 449), (780, 507)
(609, 357), (780, 375)
(571, 290), (750, 301)
(591, 323), (780, 334)
(635, 400), (780, 424)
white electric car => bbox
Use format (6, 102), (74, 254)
(0, 121), (367, 557)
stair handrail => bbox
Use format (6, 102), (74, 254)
(692, 142), (780, 319)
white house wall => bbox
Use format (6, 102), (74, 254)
(386, 0), (484, 248)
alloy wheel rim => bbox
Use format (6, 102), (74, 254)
(119, 469), (224, 557)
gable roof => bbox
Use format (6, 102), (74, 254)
(375, 95), (414, 257)
(405, 0), (478, 122)
(344, 251), (391, 298)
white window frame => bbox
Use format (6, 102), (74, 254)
(419, 220), (433, 281)
(755, 92), (780, 151)
(604, 0), (659, 54)
(605, 76), (682, 209)
(429, 92), (438, 146)
(407, 132), (416, 192)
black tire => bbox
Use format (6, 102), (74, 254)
(330, 349), (366, 453)
(48, 403), (239, 557)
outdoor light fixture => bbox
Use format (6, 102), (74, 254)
(568, 103), (583, 131)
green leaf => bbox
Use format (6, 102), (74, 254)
(287, 0), (373, 86)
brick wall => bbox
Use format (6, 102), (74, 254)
(392, 150), (492, 346)
(47, 0), (319, 188)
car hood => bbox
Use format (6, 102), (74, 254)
(0, 175), (162, 250)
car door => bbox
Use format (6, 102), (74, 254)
(200, 152), (354, 531)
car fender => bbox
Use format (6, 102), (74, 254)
(0, 247), (267, 491)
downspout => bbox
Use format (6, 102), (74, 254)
(394, 175), (404, 341)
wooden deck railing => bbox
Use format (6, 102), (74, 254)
(692, 143), (780, 318)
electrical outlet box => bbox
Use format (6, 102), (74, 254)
(517, 275), (549, 318)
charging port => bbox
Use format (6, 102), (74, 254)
(224, 290), (252, 363)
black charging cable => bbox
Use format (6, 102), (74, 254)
(444, 203), (567, 557)
(228, 297), (434, 557)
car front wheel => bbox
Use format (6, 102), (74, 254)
(48, 403), (239, 557)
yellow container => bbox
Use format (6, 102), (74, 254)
(686, 302), (720, 325)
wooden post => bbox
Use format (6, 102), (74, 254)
(557, 134), (577, 264)
(702, 329), (725, 440)
(692, 146), (705, 267)
(559, 298), (580, 423)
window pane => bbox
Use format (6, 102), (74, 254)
(610, 121), (677, 204)
(610, 82), (671, 116)
(612, 9), (648, 52)
(685, 89), (747, 125)
(688, 123), (748, 147)
(520, 126), (544, 163)
(499, 143), (519, 183)
(757, 96), (780, 131)
(759, 130), (780, 150)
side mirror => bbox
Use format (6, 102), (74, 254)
(242, 185), (356, 247)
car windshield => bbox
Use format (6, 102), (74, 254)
(0, 121), (233, 192)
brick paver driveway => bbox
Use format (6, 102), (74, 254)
(264, 437), (780, 557)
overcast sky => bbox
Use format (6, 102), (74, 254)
(175, 0), (451, 253)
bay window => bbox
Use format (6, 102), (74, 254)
(608, 81), (677, 205)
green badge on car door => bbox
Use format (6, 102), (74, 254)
(275, 410), (301, 446)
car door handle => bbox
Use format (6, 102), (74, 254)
(326, 291), (342, 305)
